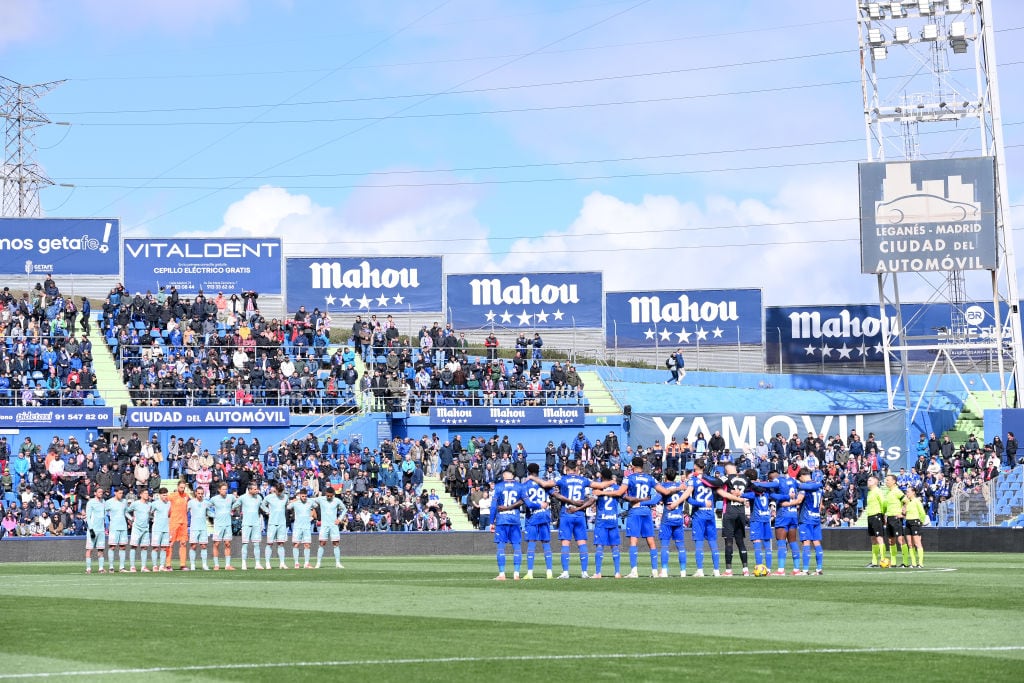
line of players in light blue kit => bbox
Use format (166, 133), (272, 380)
(83, 480), (349, 573)
(490, 456), (825, 580)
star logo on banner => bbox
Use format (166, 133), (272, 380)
(553, 309), (564, 321)
(535, 309), (549, 323)
(695, 327), (708, 341)
(873, 343), (885, 355)
(324, 294), (336, 306)
(712, 327), (723, 339)
(356, 294), (372, 309)
(856, 343), (869, 357)
(659, 329), (672, 342)
(500, 310), (513, 324)
(376, 293), (390, 307)
(804, 344), (817, 356)
(821, 344), (833, 358)
(675, 327), (691, 344)
(392, 293), (405, 305)
(339, 294), (352, 307)
(644, 328), (655, 340)
(836, 343), (853, 360)
(485, 310), (496, 322)
(517, 310), (532, 326)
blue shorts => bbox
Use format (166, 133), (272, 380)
(659, 521), (686, 543)
(750, 520), (773, 542)
(494, 523), (521, 546)
(691, 514), (717, 543)
(558, 514), (588, 542)
(798, 522), (822, 543)
(625, 513), (654, 539)
(774, 513), (798, 531)
(594, 524), (620, 547)
(526, 523), (551, 543)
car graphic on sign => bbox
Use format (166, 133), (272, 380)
(875, 193), (980, 225)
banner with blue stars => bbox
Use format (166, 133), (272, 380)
(765, 302), (1008, 365)
(446, 271), (603, 329)
(605, 288), (762, 348)
(286, 256), (443, 315)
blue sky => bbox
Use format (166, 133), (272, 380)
(3, 0), (1024, 305)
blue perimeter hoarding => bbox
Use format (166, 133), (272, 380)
(125, 406), (290, 428)
(631, 410), (909, 466)
(0, 407), (115, 428)
(0, 218), (119, 276)
(124, 238), (282, 296)
(429, 406), (585, 426)
(766, 301), (1012, 365)
(447, 271), (603, 329)
(287, 256), (443, 315)
(606, 288), (762, 348)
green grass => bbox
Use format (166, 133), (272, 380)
(1, 552), (1023, 682)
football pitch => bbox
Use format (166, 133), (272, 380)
(0, 551), (1022, 682)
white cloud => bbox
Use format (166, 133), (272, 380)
(79, 0), (247, 35)
(0, 2), (43, 51)
(190, 184), (493, 271)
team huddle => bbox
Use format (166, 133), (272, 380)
(488, 456), (829, 580)
(83, 480), (348, 573)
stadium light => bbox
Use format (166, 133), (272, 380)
(868, 3), (884, 19)
(894, 26), (912, 42)
(889, 2), (905, 18)
(921, 23), (939, 40)
(946, 0), (964, 13)
(949, 21), (968, 53)
(918, 0), (932, 15)
(872, 46), (888, 60)
(868, 28), (885, 44)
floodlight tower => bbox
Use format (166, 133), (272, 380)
(0, 77), (66, 217)
(857, 1), (1023, 419)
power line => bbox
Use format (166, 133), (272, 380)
(116, 0), (657, 235)
(56, 50), (855, 116)
(69, 16), (855, 83)
(88, 0), (456, 218)
(54, 121), (1024, 184)
(62, 61), (1024, 128)
(57, 144), (1024, 191)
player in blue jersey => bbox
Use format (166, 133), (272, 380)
(759, 470), (803, 575)
(261, 482), (290, 569)
(794, 468), (824, 575)
(678, 458), (745, 577)
(490, 468), (524, 580)
(601, 457), (659, 578)
(589, 468), (622, 579)
(187, 486), (212, 571)
(84, 487), (107, 573)
(128, 489), (153, 572)
(530, 460), (612, 579)
(313, 487), (347, 569)
(742, 469), (774, 572)
(104, 487), (131, 572)
(288, 488), (316, 569)
(521, 463), (553, 580)
(232, 482), (264, 570)
(208, 482), (236, 570)
(656, 469), (688, 577)
(150, 488), (172, 572)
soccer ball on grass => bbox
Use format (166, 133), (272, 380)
(879, 558), (891, 568)
(753, 564), (770, 577)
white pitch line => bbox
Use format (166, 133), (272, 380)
(1, 645), (1021, 679)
